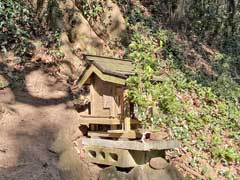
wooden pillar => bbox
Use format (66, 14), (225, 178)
(123, 89), (131, 131)
(90, 80), (95, 115)
(124, 117), (131, 131)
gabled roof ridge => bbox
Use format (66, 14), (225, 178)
(77, 64), (126, 87)
(83, 54), (132, 62)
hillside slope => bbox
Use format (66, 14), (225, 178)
(0, 0), (239, 179)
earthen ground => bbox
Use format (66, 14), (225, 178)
(0, 70), (100, 180)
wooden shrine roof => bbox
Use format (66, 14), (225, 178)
(84, 55), (135, 78)
(77, 54), (162, 87)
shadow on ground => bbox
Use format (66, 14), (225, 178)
(0, 56), (102, 180)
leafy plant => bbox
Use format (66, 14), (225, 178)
(126, 31), (183, 128)
(0, 0), (38, 58)
(78, 0), (103, 20)
(211, 147), (240, 164)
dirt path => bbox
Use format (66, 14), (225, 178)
(0, 70), (82, 180)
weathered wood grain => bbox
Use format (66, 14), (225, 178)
(82, 137), (180, 151)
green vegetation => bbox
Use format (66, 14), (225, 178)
(77, 0), (104, 20)
(0, 0), (62, 61)
(0, 0), (37, 59)
(124, 2), (240, 178)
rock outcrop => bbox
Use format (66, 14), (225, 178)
(30, 0), (127, 78)
(99, 164), (184, 180)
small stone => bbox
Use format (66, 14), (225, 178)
(0, 148), (7, 153)
(149, 157), (169, 170)
(150, 131), (168, 140)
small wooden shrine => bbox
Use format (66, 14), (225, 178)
(77, 55), (179, 168)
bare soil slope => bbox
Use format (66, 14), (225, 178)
(0, 70), (93, 180)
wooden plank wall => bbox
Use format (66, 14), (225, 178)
(91, 75), (123, 117)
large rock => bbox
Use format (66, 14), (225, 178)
(33, 0), (109, 78)
(58, 33), (83, 79)
(149, 157), (169, 170)
(99, 166), (128, 180)
(130, 164), (183, 180)
(58, 147), (101, 180)
(68, 11), (108, 55)
(31, 0), (128, 78)
(51, 123), (101, 180)
(50, 121), (83, 154)
(93, 0), (127, 43)
(100, 164), (184, 180)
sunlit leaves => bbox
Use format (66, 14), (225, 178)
(0, 0), (37, 57)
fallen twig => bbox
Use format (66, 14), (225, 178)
(47, 148), (57, 154)
(179, 163), (206, 180)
